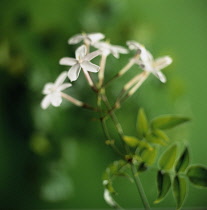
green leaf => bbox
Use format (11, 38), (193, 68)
(151, 115), (190, 130)
(103, 160), (127, 181)
(175, 147), (190, 173)
(187, 165), (207, 187)
(159, 144), (178, 170)
(140, 147), (157, 166)
(146, 130), (168, 146)
(137, 108), (149, 139)
(153, 129), (169, 142)
(173, 176), (187, 210)
(123, 136), (140, 147)
(154, 171), (171, 204)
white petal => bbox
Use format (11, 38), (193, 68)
(59, 57), (77, 66)
(68, 64), (81, 81)
(75, 45), (87, 60)
(112, 45), (128, 54)
(84, 50), (101, 61)
(127, 40), (143, 51)
(81, 61), (100, 73)
(104, 189), (117, 207)
(54, 71), (68, 87)
(41, 94), (52, 109)
(93, 41), (109, 50)
(153, 71), (167, 83)
(57, 83), (72, 91)
(140, 48), (153, 63)
(42, 83), (54, 94)
(68, 34), (83, 44)
(51, 92), (62, 107)
(154, 56), (172, 70)
(88, 33), (105, 44)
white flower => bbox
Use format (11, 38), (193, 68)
(41, 71), (71, 109)
(59, 45), (101, 82)
(103, 180), (117, 208)
(93, 41), (128, 58)
(127, 41), (172, 83)
(68, 32), (105, 45)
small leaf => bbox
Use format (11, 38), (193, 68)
(146, 132), (166, 146)
(175, 147), (190, 173)
(137, 108), (149, 139)
(154, 171), (171, 204)
(187, 165), (207, 187)
(173, 176), (187, 209)
(151, 115), (190, 130)
(140, 147), (157, 166)
(153, 129), (169, 142)
(103, 160), (127, 181)
(123, 136), (140, 147)
(159, 144), (178, 170)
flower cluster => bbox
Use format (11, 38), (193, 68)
(41, 32), (172, 109)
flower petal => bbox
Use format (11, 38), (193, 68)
(59, 57), (77, 66)
(68, 34), (83, 44)
(41, 94), (52, 109)
(127, 40), (143, 51)
(104, 189), (117, 207)
(154, 56), (172, 70)
(84, 50), (101, 61)
(57, 83), (72, 91)
(112, 45), (128, 54)
(75, 45), (87, 60)
(51, 92), (62, 107)
(54, 71), (68, 87)
(42, 83), (54, 94)
(68, 64), (81, 81)
(153, 71), (167, 83)
(81, 61), (100, 73)
(88, 33), (105, 44)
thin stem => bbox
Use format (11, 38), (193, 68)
(61, 92), (97, 111)
(98, 54), (107, 87)
(115, 71), (150, 106)
(103, 59), (135, 88)
(82, 69), (98, 92)
(97, 95), (124, 157)
(131, 164), (151, 210)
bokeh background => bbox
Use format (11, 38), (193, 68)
(0, 0), (207, 209)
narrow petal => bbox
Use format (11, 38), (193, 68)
(42, 83), (54, 94)
(84, 50), (102, 61)
(127, 40), (143, 51)
(51, 92), (62, 107)
(140, 48), (153, 63)
(68, 64), (81, 81)
(153, 71), (167, 83)
(59, 57), (77, 66)
(111, 46), (128, 58)
(68, 34), (83, 44)
(41, 94), (51, 109)
(93, 41), (109, 50)
(57, 83), (72, 91)
(54, 71), (68, 87)
(154, 56), (172, 70)
(88, 33), (105, 44)
(113, 45), (128, 54)
(81, 61), (100, 73)
(104, 189), (117, 207)
(75, 45), (87, 60)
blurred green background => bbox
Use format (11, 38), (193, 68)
(0, 0), (207, 209)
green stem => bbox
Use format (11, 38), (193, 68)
(131, 164), (151, 210)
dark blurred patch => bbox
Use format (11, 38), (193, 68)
(13, 11), (31, 29)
